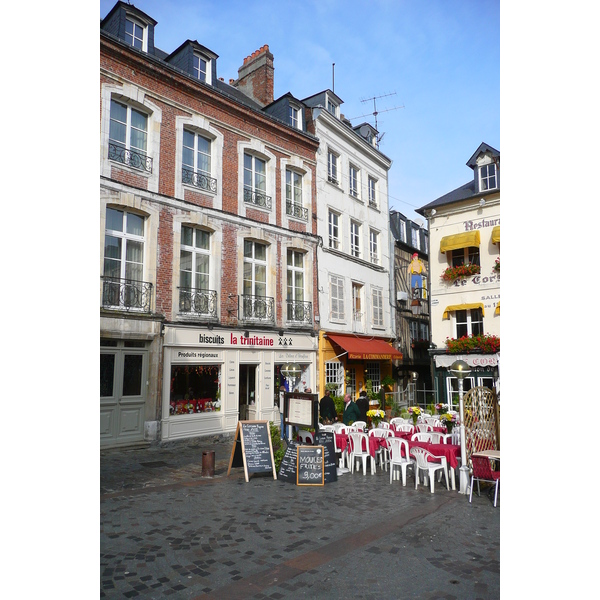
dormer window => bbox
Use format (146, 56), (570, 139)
(289, 106), (300, 129)
(327, 99), (338, 117)
(193, 53), (211, 83)
(125, 17), (146, 51)
(479, 163), (497, 191)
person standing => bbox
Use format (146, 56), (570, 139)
(342, 393), (361, 425)
(356, 389), (369, 423)
(319, 389), (337, 424)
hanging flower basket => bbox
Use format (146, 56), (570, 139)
(441, 263), (480, 282)
(493, 257), (500, 274)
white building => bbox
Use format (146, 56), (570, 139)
(302, 91), (401, 399)
(417, 142), (500, 406)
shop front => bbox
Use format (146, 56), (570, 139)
(161, 325), (318, 441)
(431, 352), (500, 410)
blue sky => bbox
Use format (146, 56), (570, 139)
(99, 0), (499, 223)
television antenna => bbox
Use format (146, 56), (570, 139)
(348, 92), (404, 147)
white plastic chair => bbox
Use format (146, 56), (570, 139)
(440, 433), (455, 445)
(349, 432), (375, 475)
(298, 430), (314, 444)
(395, 424), (414, 434)
(332, 422), (345, 432)
(368, 429), (390, 470)
(429, 432), (447, 444)
(390, 417), (407, 426)
(318, 424), (335, 432)
(416, 424), (433, 433)
(388, 438), (415, 486)
(335, 426), (350, 468)
(424, 417), (438, 426)
(352, 420), (367, 431)
(411, 432), (432, 443)
(410, 446), (450, 493)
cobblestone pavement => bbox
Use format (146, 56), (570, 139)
(101, 436), (500, 599)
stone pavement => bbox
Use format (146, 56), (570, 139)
(100, 435), (500, 599)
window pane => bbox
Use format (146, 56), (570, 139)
(244, 240), (252, 257)
(122, 354), (143, 396)
(100, 353), (115, 397)
(106, 208), (123, 232)
(254, 243), (266, 262)
(126, 240), (143, 265)
(181, 225), (193, 247)
(180, 250), (192, 274)
(196, 230), (210, 250)
(103, 235), (122, 261)
(129, 126), (147, 153)
(130, 108), (147, 132)
(182, 145), (194, 169)
(255, 264), (266, 284)
(126, 213), (144, 236)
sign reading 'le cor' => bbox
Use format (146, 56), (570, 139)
(296, 446), (325, 486)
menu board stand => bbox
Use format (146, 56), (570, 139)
(227, 420), (277, 482)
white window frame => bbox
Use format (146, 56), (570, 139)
(369, 229), (379, 264)
(411, 226), (420, 250)
(286, 249), (305, 317)
(365, 362), (381, 393)
(368, 176), (377, 208)
(328, 150), (339, 185)
(289, 105), (301, 129)
(349, 164), (360, 198)
(328, 210), (340, 250)
(350, 220), (361, 258)
(327, 98), (338, 117)
(179, 226), (212, 314)
(453, 308), (484, 338)
(330, 274), (345, 321)
(125, 16), (147, 51)
(237, 140), (275, 217)
(109, 99), (149, 170)
(182, 128), (214, 192)
(193, 52), (212, 84)
(285, 168), (303, 217)
(352, 282), (363, 324)
(479, 163), (497, 191)
(243, 240), (268, 299)
(325, 360), (344, 396)
(450, 247), (480, 268)
(372, 287), (384, 327)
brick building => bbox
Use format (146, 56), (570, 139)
(100, 2), (320, 447)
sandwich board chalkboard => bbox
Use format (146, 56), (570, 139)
(277, 441), (299, 483)
(227, 420), (277, 482)
(297, 445), (325, 486)
(314, 431), (338, 483)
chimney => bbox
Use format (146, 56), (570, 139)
(231, 45), (274, 107)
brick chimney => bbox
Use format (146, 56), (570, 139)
(231, 45), (274, 107)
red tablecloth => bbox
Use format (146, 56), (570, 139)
(335, 433), (385, 458)
(407, 440), (460, 469)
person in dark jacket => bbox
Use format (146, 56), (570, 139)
(342, 393), (361, 425)
(356, 390), (369, 423)
(319, 389), (337, 424)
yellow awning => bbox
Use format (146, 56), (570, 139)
(442, 303), (485, 320)
(494, 302), (500, 315)
(491, 226), (500, 244)
(440, 231), (480, 253)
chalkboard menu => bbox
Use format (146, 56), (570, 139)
(314, 431), (338, 484)
(227, 421), (277, 482)
(278, 441), (299, 483)
(297, 446), (325, 486)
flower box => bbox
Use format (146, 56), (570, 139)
(441, 263), (480, 282)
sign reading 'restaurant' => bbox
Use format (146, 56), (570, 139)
(463, 218), (500, 231)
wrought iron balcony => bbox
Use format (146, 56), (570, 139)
(244, 187), (272, 210)
(102, 276), (153, 312)
(241, 294), (275, 322)
(286, 300), (313, 324)
(108, 142), (153, 173)
(182, 167), (217, 193)
(179, 288), (218, 318)
(286, 200), (308, 221)
(368, 198), (378, 209)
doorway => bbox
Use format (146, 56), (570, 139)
(239, 364), (257, 421)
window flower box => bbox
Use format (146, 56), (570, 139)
(441, 263), (480, 282)
(445, 334), (500, 354)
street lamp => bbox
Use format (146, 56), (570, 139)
(450, 359), (471, 495)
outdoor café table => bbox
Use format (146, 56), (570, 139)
(407, 440), (461, 491)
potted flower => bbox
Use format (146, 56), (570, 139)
(407, 406), (421, 425)
(366, 408), (385, 428)
(440, 413), (458, 433)
(493, 256), (500, 274)
(435, 403), (447, 415)
(445, 334), (500, 354)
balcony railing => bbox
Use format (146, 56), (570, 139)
(243, 187), (272, 210)
(182, 167), (217, 193)
(102, 276), (153, 312)
(108, 142), (153, 173)
(241, 294), (275, 322)
(286, 300), (313, 325)
(179, 288), (218, 318)
(285, 200), (308, 221)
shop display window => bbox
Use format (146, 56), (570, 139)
(170, 364), (221, 415)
